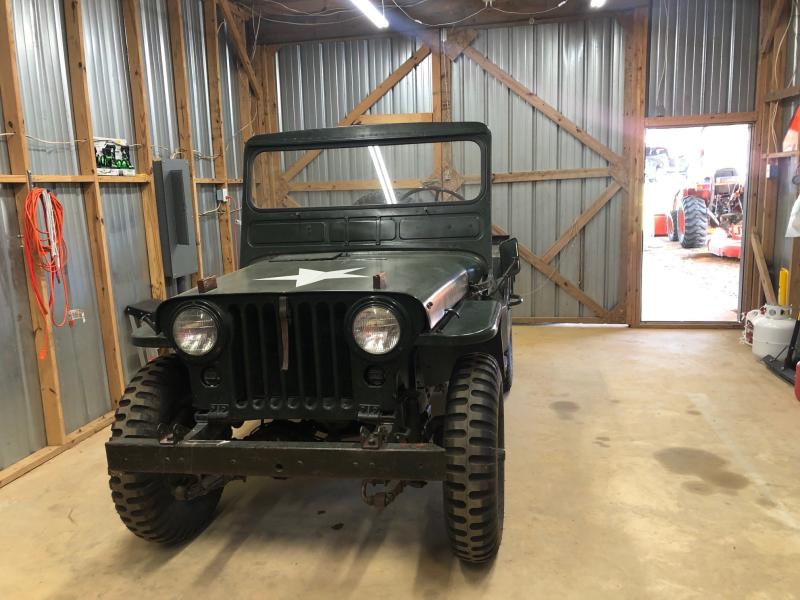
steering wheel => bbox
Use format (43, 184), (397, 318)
(399, 186), (466, 203)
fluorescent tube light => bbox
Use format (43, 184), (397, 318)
(589, 0), (607, 7)
(349, 0), (389, 29)
(368, 145), (397, 204)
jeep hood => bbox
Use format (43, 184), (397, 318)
(174, 250), (485, 326)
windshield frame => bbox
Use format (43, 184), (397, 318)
(242, 122), (490, 213)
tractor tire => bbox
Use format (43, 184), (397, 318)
(667, 210), (679, 242)
(108, 356), (224, 544)
(442, 354), (505, 564)
(678, 195), (708, 249)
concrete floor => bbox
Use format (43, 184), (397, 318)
(2, 327), (800, 599)
(642, 236), (741, 322)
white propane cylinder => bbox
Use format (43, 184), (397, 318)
(752, 305), (795, 360)
(744, 308), (764, 345)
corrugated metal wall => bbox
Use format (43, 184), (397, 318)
(82, 0), (135, 145)
(13, 0), (79, 175)
(12, 1), (111, 431)
(183, 0), (214, 177)
(101, 184), (151, 380)
(0, 99), (9, 173)
(229, 185), (242, 269)
(199, 186), (223, 276)
(0, 0), (244, 463)
(452, 20), (625, 318)
(648, 0), (759, 117)
(0, 185), (46, 469)
(274, 22), (624, 320)
(139, 0), (180, 159)
(772, 5), (800, 276)
(276, 36), (433, 207)
(220, 21), (242, 179)
(82, 0), (152, 382)
(49, 185), (110, 433)
(278, 36), (431, 132)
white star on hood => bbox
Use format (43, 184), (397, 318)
(256, 267), (367, 288)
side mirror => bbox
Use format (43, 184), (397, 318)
(499, 237), (520, 277)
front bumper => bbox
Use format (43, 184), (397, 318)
(105, 438), (447, 480)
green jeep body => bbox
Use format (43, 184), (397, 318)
(106, 122), (518, 563)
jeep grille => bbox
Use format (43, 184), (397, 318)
(228, 299), (354, 415)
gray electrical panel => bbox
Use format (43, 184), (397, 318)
(153, 159), (198, 279)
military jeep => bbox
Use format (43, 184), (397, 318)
(106, 122), (519, 563)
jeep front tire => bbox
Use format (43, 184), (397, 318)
(108, 356), (223, 544)
(442, 353), (505, 563)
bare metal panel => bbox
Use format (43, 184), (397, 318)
(50, 185), (111, 432)
(12, 0), (79, 175)
(219, 22), (242, 179)
(648, 0), (759, 117)
(139, 0), (180, 160)
(452, 19), (625, 319)
(101, 184), (151, 381)
(0, 99), (9, 173)
(81, 0), (135, 146)
(0, 185), (46, 469)
(277, 35), (431, 133)
(199, 186), (222, 277)
(182, 0), (214, 178)
(273, 23), (623, 319)
(229, 184), (242, 269)
(276, 36), (433, 208)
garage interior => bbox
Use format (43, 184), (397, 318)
(1, 0), (800, 597)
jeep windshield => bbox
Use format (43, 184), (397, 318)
(248, 136), (484, 209)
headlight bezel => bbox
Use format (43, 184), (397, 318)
(347, 298), (407, 360)
(169, 302), (224, 360)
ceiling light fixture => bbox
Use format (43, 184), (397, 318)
(589, 0), (607, 7)
(349, 0), (389, 28)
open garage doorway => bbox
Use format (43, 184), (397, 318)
(641, 124), (750, 322)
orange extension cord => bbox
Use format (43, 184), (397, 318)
(22, 188), (70, 357)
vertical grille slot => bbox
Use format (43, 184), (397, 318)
(243, 304), (264, 398)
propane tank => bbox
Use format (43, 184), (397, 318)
(752, 305), (795, 360)
(744, 307), (764, 345)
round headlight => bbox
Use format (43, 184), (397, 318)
(352, 305), (401, 355)
(172, 306), (218, 356)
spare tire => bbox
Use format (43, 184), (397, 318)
(678, 195), (708, 249)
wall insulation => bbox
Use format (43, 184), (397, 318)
(772, 4), (800, 277)
(648, 0), (758, 117)
(0, 185), (46, 469)
(12, 0), (79, 175)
